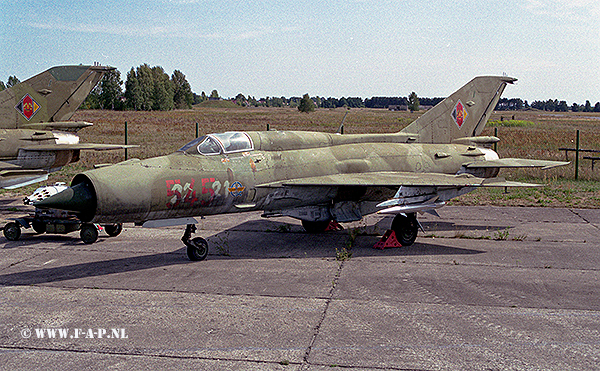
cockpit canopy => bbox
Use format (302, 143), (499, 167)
(178, 132), (254, 156)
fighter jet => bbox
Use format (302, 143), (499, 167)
(0, 65), (132, 188)
(36, 76), (568, 260)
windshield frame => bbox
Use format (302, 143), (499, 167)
(178, 132), (254, 156)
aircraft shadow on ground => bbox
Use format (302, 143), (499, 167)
(205, 219), (486, 259)
(0, 219), (486, 286)
(0, 232), (113, 249)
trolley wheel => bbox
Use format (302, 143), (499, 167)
(80, 223), (99, 244)
(104, 223), (123, 237)
(31, 221), (46, 234)
(3, 222), (21, 241)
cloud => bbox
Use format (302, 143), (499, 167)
(28, 21), (175, 37)
(524, 0), (600, 20)
(27, 21), (293, 41)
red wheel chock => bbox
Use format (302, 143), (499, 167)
(325, 220), (344, 231)
(374, 230), (402, 249)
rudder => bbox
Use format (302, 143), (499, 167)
(401, 76), (516, 143)
(0, 65), (113, 129)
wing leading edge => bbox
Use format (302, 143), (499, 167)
(257, 171), (541, 188)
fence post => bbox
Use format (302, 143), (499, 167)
(494, 127), (498, 152)
(575, 129), (580, 180)
(125, 121), (129, 161)
(196, 122), (199, 138)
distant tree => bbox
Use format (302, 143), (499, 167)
(364, 97), (407, 108)
(81, 87), (101, 109)
(0, 81), (5, 91)
(7, 76), (20, 88)
(99, 69), (123, 110)
(298, 93), (315, 112)
(124, 64), (175, 111)
(124, 67), (142, 110)
(556, 101), (569, 112)
(210, 89), (220, 99)
(192, 91), (208, 105)
(594, 102), (600, 113)
(571, 103), (580, 112)
(135, 64), (154, 110)
(408, 92), (420, 112)
(584, 100), (592, 112)
(234, 93), (247, 106)
(150, 66), (174, 111)
(171, 70), (193, 109)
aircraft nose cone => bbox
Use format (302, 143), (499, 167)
(34, 182), (96, 222)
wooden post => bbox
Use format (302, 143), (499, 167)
(196, 122), (199, 138)
(125, 121), (128, 161)
(575, 129), (580, 180)
(494, 127), (498, 152)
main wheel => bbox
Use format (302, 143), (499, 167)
(391, 213), (418, 246)
(104, 223), (123, 237)
(31, 221), (46, 234)
(3, 222), (21, 241)
(302, 220), (330, 233)
(80, 223), (99, 244)
(186, 237), (209, 261)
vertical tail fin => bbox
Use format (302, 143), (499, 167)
(0, 65), (113, 129)
(400, 76), (516, 143)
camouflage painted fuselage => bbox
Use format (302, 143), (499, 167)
(37, 75), (568, 232)
(74, 130), (493, 224)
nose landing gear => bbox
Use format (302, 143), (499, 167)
(182, 224), (208, 261)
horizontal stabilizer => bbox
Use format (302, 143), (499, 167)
(0, 161), (23, 170)
(465, 158), (569, 170)
(20, 143), (139, 151)
(0, 170), (49, 189)
(21, 121), (94, 132)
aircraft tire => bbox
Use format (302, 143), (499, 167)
(32, 221), (46, 234)
(105, 223), (123, 237)
(391, 213), (418, 246)
(302, 220), (330, 233)
(80, 223), (99, 244)
(186, 237), (209, 261)
(3, 222), (21, 241)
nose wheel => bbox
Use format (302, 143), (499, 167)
(182, 224), (208, 261)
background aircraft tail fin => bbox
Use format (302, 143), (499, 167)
(400, 76), (516, 143)
(0, 65), (113, 129)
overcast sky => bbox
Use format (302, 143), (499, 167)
(1, 0), (599, 103)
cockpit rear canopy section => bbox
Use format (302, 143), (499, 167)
(178, 132), (254, 156)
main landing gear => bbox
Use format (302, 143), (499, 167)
(391, 213), (419, 246)
(182, 224), (208, 261)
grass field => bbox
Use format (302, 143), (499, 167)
(6, 106), (600, 208)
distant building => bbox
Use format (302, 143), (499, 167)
(388, 105), (408, 111)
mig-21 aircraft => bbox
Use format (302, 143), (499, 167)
(0, 65), (133, 189)
(36, 76), (568, 260)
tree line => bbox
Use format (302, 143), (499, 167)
(2, 67), (600, 113)
(82, 64), (195, 111)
